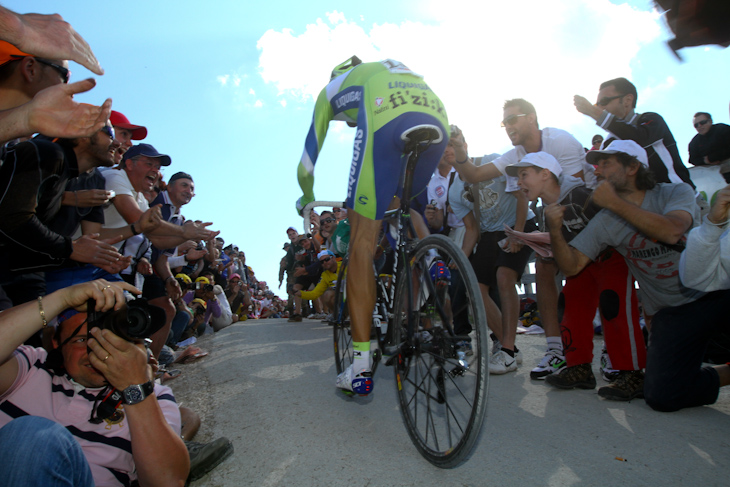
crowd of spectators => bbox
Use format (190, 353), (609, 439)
(0, 7), (288, 485)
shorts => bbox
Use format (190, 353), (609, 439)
(470, 219), (537, 288)
(345, 71), (449, 220)
(295, 273), (320, 290)
(142, 274), (168, 300)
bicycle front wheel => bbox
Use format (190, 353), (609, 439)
(392, 234), (489, 468)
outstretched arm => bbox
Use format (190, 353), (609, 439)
(0, 7), (103, 74)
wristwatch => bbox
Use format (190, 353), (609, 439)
(122, 380), (155, 405)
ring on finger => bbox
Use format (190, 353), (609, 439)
(103, 354), (110, 362)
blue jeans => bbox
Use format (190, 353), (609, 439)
(170, 310), (192, 345)
(0, 416), (94, 486)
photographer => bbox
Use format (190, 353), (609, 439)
(0, 279), (188, 486)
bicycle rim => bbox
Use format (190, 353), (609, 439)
(392, 234), (489, 468)
(332, 257), (352, 375)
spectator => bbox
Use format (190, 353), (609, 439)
(288, 234), (323, 321)
(590, 134), (603, 151)
(573, 77), (695, 189)
(109, 110), (147, 165)
(0, 279), (188, 486)
(449, 99), (594, 380)
(448, 131), (536, 374)
(546, 140), (728, 411)
(183, 277), (221, 335)
(102, 145), (216, 356)
(0, 36), (109, 145)
(507, 150), (645, 399)
(295, 250), (341, 317)
(688, 111), (730, 183)
(426, 139), (466, 243)
(0, 124), (128, 306)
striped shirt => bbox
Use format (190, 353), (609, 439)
(0, 346), (181, 487)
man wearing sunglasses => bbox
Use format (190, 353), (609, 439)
(688, 112), (730, 183)
(573, 77), (695, 189)
(449, 98), (594, 381)
(0, 124), (135, 309)
(294, 250), (341, 315)
(0, 41), (111, 147)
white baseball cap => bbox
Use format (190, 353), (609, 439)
(505, 151), (562, 178)
(586, 139), (649, 167)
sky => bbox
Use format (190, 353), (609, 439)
(9, 0), (730, 298)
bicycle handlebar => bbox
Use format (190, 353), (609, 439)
(302, 201), (346, 234)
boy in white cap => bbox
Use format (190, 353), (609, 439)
(508, 150), (645, 400)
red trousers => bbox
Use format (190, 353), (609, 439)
(559, 251), (646, 370)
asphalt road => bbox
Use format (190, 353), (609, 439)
(171, 317), (730, 487)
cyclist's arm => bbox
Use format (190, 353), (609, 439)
(297, 88), (335, 211)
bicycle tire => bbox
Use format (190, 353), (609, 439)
(332, 256), (352, 375)
(391, 234), (489, 468)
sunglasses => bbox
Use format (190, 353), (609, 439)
(320, 218), (336, 224)
(597, 95), (624, 107)
(694, 119), (710, 129)
(35, 58), (71, 84)
(100, 125), (115, 140)
(320, 256), (333, 263)
(500, 114), (527, 127)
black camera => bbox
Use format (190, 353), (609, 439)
(176, 277), (190, 291)
(87, 297), (167, 342)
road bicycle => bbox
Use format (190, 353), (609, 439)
(301, 125), (488, 468)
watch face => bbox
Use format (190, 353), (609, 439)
(125, 386), (143, 404)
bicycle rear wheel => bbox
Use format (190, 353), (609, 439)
(391, 234), (488, 468)
(332, 256), (352, 375)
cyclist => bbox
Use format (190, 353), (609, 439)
(295, 56), (450, 395)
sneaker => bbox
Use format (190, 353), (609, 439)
(530, 348), (566, 380)
(597, 370), (644, 401)
(545, 363), (596, 390)
(489, 350), (517, 375)
(322, 313), (334, 323)
(515, 348), (523, 365)
(336, 365), (374, 395)
(429, 260), (451, 287)
(287, 314), (302, 322)
(186, 437), (234, 482)
(599, 346), (620, 382)
(417, 330), (433, 343)
(456, 340), (473, 356)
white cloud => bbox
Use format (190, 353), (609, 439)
(280, 99), (287, 108)
(254, 100), (264, 108)
(251, 0), (662, 153)
(216, 75), (229, 86)
(249, 88), (256, 95)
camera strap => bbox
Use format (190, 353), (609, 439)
(90, 386), (123, 424)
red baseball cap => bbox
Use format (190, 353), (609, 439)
(109, 110), (147, 140)
(0, 41), (30, 67)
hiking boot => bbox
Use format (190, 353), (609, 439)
(597, 370), (644, 401)
(546, 363), (596, 390)
(336, 365), (374, 396)
(186, 437), (234, 482)
(530, 348), (566, 380)
(489, 350), (517, 375)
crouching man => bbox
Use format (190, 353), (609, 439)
(0, 280), (189, 486)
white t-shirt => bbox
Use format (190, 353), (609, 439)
(492, 127), (587, 191)
(427, 168), (464, 229)
(102, 169), (149, 250)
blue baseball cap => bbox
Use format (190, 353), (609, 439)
(122, 143), (171, 166)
